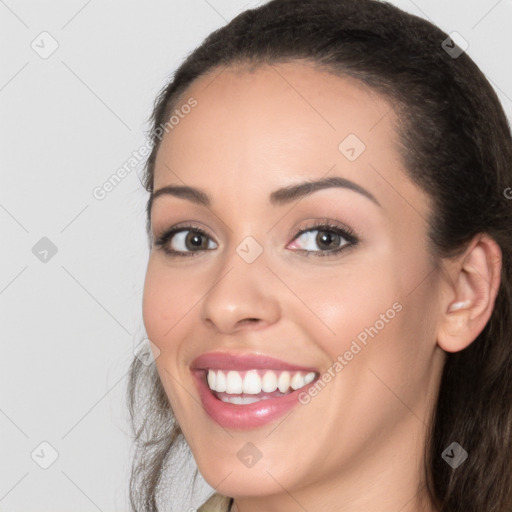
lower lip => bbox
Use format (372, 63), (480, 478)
(192, 370), (314, 430)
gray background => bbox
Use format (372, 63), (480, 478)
(1, 1), (511, 511)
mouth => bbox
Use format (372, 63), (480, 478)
(190, 352), (320, 429)
(206, 368), (317, 404)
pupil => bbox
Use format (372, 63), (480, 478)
(187, 232), (206, 249)
(317, 231), (339, 249)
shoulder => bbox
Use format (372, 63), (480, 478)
(197, 492), (232, 512)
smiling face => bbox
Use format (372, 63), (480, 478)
(142, 62), (447, 508)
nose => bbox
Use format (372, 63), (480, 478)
(200, 246), (281, 334)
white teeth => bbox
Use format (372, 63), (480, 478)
(278, 371), (291, 393)
(304, 372), (315, 385)
(216, 370), (226, 392)
(220, 395), (262, 405)
(226, 371), (243, 394)
(261, 371), (278, 392)
(242, 370), (262, 394)
(207, 370), (216, 390)
(291, 372), (306, 390)
(225, 396), (241, 405)
(206, 369), (317, 395)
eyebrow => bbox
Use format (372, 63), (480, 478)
(148, 175), (381, 215)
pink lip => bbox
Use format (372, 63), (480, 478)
(190, 352), (319, 430)
(190, 352), (318, 372)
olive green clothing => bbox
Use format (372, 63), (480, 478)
(197, 492), (233, 512)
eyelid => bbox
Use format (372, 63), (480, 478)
(288, 218), (358, 243)
(154, 221), (216, 243)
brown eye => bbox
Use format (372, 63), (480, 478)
(154, 226), (217, 256)
(169, 230), (216, 252)
(316, 230), (343, 250)
(183, 231), (210, 251)
(288, 223), (357, 257)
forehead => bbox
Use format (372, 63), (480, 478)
(153, 61), (428, 219)
(156, 62), (395, 170)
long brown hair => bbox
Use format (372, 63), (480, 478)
(127, 1), (512, 510)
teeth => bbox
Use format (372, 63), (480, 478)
(216, 370), (226, 392)
(207, 370), (216, 390)
(226, 371), (243, 394)
(278, 371), (290, 393)
(304, 372), (315, 385)
(224, 396), (242, 405)
(243, 370), (262, 394)
(291, 372), (306, 390)
(262, 371), (278, 393)
(220, 395), (263, 405)
(206, 369), (316, 395)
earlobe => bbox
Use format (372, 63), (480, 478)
(437, 234), (502, 353)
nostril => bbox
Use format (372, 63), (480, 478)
(239, 318), (260, 326)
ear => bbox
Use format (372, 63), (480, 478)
(437, 234), (502, 353)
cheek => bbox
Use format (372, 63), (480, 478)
(141, 259), (198, 418)
(283, 240), (435, 391)
(301, 249), (439, 417)
(142, 258), (195, 351)
(282, 252), (398, 357)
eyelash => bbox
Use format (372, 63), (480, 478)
(153, 220), (359, 259)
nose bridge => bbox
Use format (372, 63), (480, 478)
(200, 234), (280, 333)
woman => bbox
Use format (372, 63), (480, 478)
(128, 0), (512, 510)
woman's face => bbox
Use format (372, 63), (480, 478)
(143, 62), (446, 502)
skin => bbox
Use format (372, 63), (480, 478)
(142, 62), (502, 512)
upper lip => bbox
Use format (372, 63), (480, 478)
(190, 352), (318, 373)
